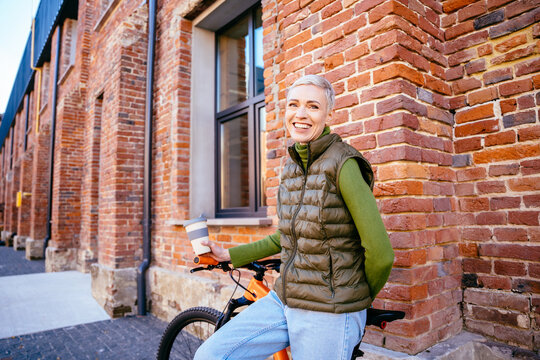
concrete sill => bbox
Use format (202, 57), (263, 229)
(167, 218), (273, 227)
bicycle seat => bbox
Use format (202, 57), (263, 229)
(366, 308), (405, 329)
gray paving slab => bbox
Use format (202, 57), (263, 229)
(0, 271), (111, 338)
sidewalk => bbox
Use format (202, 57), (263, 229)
(0, 246), (168, 359)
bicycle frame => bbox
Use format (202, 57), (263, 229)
(195, 256), (289, 360)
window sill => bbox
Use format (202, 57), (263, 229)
(94, 0), (121, 32)
(57, 64), (74, 86)
(167, 217), (273, 227)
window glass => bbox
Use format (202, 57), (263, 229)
(254, 7), (264, 96)
(259, 106), (267, 207)
(218, 14), (250, 111)
(220, 114), (250, 209)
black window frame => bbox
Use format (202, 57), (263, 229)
(214, 4), (266, 218)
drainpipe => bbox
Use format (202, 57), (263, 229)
(44, 24), (62, 258)
(137, 0), (156, 316)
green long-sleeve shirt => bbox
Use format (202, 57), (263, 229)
(229, 130), (394, 299)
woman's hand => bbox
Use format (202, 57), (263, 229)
(199, 239), (231, 262)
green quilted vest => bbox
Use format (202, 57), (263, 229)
(274, 132), (374, 313)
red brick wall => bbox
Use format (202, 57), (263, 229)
(1, 0), (538, 355)
(442, 0), (540, 351)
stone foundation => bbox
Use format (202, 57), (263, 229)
(361, 331), (537, 359)
(149, 266), (236, 322)
(1, 231), (14, 246)
(45, 247), (77, 272)
(91, 263), (137, 318)
(13, 235), (27, 250)
(25, 238), (45, 259)
(76, 249), (97, 273)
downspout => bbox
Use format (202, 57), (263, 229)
(31, 18), (42, 135)
(44, 24), (62, 257)
(137, 0), (156, 315)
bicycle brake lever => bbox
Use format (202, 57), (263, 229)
(190, 267), (206, 273)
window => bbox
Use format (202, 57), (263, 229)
(215, 5), (266, 217)
(59, 19), (77, 83)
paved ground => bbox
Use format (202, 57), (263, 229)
(0, 246), (169, 360)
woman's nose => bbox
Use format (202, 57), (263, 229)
(296, 106), (307, 117)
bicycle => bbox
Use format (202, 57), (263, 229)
(156, 256), (404, 360)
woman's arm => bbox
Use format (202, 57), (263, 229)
(228, 230), (281, 268)
(339, 158), (394, 299)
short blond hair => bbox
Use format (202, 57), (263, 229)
(287, 75), (335, 114)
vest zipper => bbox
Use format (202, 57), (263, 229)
(282, 145), (311, 305)
(329, 253), (335, 298)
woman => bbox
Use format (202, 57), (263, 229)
(194, 75), (394, 360)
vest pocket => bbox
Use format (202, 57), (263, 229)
(328, 253), (335, 298)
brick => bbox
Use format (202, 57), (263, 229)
(521, 159), (540, 175)
(481, 243), (540, 261)
(384, 214), (427, 231)
(376, 95), (428, 116)
(494, 34), (527, 53)
(364, 112), (420, 133)
(455, 104), (494, 124)
(489, 163), (520, 176)
(361, 79), (416, 102)
(464, 59), (486, 75)
(473, 9), (505, 30)
(517, 94), (535, 109)
(499, 79), (533, 97)
(373, 63), (425, 86)
(458, 2), (487, 21)
(489, 7), (540, 38)
(445, 20), (474, 40)
(452, 77), (482, 94)
(477, 180), (507, 194)
(485, 130), (516, 147)
(508, 176), (540, 191)
(477, 43), (493, 56)
(468, 87), (498, 105)
(344, 42), (369, 61)
(443, 0), (476, 13)
(463, 258), (492, 273)
(350, 134), (376, 150)
(456, 167), (486, 181)
(380, 198), (433, 213)
(445, 30), (488, 55)
(460, 198), (489, 212)
(500, 98), (517, 114)
(474, 143), (540, 163)
(448, 48), (476, 67)
(454, 138), (482, 153)
(369, 0), (419, 25)
(350, 103), (374, 119)
(515, 57), (540, 77)
(483, 67), (513, 85)
(518, 125), (540, 141)
(494, 227), (529, 242)
(524, 194), (540, 207)
(507, 0), (540, 18)
(476, 211), (507, 225)
(455, 119), (499, 137)
(512, 278), (540, 294)
(490, 196), (521, 210)
(503, 110), (537, 128)
(491, 44), (536, 66)
(446, 66), (464, 81)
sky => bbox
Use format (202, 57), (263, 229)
(0, 0), (40, 114)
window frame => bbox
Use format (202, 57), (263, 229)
(214, 4), (266, 218)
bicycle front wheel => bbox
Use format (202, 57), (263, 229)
(156, 306), (222, 360)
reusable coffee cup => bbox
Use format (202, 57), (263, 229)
(183, 216), (212, 255)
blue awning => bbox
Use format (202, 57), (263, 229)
(0, 0), (78, 148)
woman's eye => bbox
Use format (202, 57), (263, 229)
(288, 103), (298, 107)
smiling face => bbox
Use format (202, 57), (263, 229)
(285, 84), (330, 144)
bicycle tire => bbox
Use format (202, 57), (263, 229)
(156, 306), (222, 360)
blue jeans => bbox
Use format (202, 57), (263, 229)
(194, 291), (367, 360)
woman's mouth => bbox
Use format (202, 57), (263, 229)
(293, 122), (312, 129)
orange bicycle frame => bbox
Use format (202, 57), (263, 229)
(195, 256), (290, 360)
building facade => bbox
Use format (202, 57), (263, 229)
(0, 0), (539, 355)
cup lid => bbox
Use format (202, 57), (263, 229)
(183, 216), (207, 227)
